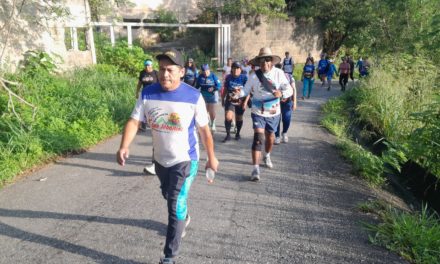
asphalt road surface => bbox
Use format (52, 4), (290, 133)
(0, 82), (406, 264)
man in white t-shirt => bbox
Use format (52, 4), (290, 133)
(116, 48), (219, 264)
(243, 47), (293, 181)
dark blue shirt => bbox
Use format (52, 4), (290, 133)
(196, 73), (221, 98)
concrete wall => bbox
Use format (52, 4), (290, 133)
(227, 16), (323, 64)
(115, 0), (200, 23)
(0, 0), (92, 73)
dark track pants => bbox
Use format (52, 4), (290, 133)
(155, 160), (198, 258)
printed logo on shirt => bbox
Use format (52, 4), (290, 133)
(148, 107), (183, 132)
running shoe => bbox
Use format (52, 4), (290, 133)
(143, 163), (156, 175)
(181, 214), (191, 238)
(282, 133), (288, 143)
(274, 137), (281, 145)
(250, 168), (260, 181)
(263, 156), (273, 168)
(222, 134), (231, 143)
(159, 257), (175, 264)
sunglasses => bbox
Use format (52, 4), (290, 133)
(259, 57), (273, 63)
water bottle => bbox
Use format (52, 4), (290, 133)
(205, 168), (215, 183)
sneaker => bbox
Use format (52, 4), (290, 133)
(250, 168), (260, 181)
(274, 137), (281, 145)
(222, 134), (231, 143)
(181, 214), (191, 238)
(211, 122), (216, 132)
(159, 257), (175, 264)
(327, 86), (331, 91)
(143, 163), (156, 175)
(301, 96), (305, 100)
(263, 156), (273, 169)
(235, 134), (241, 140)
(282, 133), (288, 143)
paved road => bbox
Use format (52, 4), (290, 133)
(0, 82), (405, 264)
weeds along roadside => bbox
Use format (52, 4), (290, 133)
(320, 55), (440, 264)
(0, 63), (136, 186)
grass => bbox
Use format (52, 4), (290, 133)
(360, 201), (440, 264)
(0, 64), (136, 186)
(321, 54), (440, 263)
(337, 139), (386, 187)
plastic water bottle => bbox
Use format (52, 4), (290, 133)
(206, 168), (215, 183)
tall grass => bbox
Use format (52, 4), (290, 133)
(363, 203), (440, 264)
(0, 64), (136, 185)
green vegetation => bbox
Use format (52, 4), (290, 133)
(96, 39), (147, 76)
(321, 39), (439, 264)
(359, 201), (440, 264)
(287, 0), (440, 59)
(0, 54), (136, 185)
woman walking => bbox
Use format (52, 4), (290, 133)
(221, 61), (248, 142)
(196, 64), (222, 132)
(301, 58), (315, 99)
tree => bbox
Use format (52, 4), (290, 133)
(286, 0), (373, 55)
(0, 0), (69, 122)
(286, 0), (440, 58)
(196, 0), (288, 23)
(88, 0), (132, 21)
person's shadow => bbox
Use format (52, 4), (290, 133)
(0, 208), (167, 263)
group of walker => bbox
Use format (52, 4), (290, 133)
(121, 47), (370, 264)
(301, 53), (370, 99)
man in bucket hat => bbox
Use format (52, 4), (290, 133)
(243, 47), (293, 181)
(117, 48), (219, 264)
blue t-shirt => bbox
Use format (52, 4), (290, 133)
(196, 73), (221, 99)
(224, 74), (248, 105)
(327, 64), (337, 77)
(224, 74), (248, 92)
(184, 67), (198, 86)
(317, 59), (329, 74)
(303, 64), (315, 78)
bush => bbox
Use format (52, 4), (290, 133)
(96, 38), (153, 76)
(0, 65), (136, 185)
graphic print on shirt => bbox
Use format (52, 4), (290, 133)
(148, 106), (183, 133)
(252, 76), (279, 115)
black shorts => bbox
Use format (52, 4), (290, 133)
(224, 100), (245, 115)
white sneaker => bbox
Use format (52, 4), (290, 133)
(263, 156), (273, 169)
(143, 163), (156, 175)
(181, 214), (191, 238)
(250, 168), (260, 181)
(211, 122), (216, 132)
(282, 133), (288, 143)
(274, 137), (281, 145)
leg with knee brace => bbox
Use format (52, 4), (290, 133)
(252, 132), (264, 151)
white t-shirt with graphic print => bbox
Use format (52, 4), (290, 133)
(131, 82), (209, 168)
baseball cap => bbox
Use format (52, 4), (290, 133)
(201, 64), (210, 71)
(231, 61), (241, 68)
(156, 48), (184, 67)
(144, 59), (153, 66)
